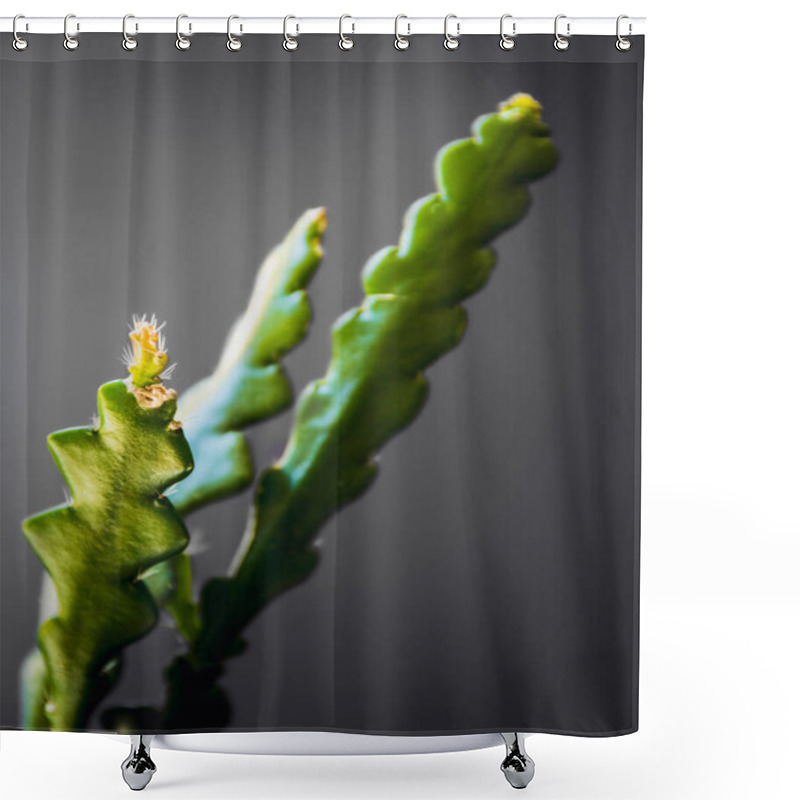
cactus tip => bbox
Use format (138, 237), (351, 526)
(499, 93), (543, 120)
(126, 315), (178, 408)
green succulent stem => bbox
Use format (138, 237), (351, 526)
(23, 211), (327, 729)
(158, 93), (557, 726)
(22, 375), (193, 731)
(170, 207), (327, 517)
(37, 93), (556, 734)
(140, 209), (327, 640)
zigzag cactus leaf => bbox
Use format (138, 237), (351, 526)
(21, 320), (193, 730)
(169, 208), (327, 516)
(139, 209), (326, 644)
(190, 94), (558, 668)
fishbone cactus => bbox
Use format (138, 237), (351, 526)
(22, 210), (328, 725)
(157, 93), (557, 727)
(22, 93), (557, 733)
(171, 208), (327, 516)
(21, 319), (193, 730)
(142, 209), (327, 639)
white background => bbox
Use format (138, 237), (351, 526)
(2, 1), (798, 798)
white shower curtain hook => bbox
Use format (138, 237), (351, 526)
(122, 15), (138, 51)
(394, 15), (410, 50)
(283, 15), (299, 51)
(554, 14), (570, 50)
(615, 14), (632, 51)
(227, 15), (242, 51)
(12, 14), (28, 51)
(339, 15), (355, 50)
(63, 13), (79, 51)
(499, 14), (516, 50)
(176, 13), (191, 50)
(443, 14), (460, 51)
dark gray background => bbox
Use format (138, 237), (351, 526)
(1, 34), (642, 735)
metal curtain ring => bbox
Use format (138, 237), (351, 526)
(122, 14), (138, 51)
(63, 13), (79, 50)
(444, 14), (460, 50)
(616, 14), (632, 51)
(394, 15), (410, 50)
(499, 14), (516, 50)
(12, 14), (28, 51)
(554, 14), (570, 50)
(176, 13), (191, 50)
(283, 15), (299, 51)
(339, 14), (354, 50)
(227, 15), (242, 51)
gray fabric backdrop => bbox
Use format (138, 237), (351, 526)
(1, 33), (643, 735)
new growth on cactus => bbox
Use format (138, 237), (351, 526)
(20, 94), (557, 733)
(125, 314), (173, 388)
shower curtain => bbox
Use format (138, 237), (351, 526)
(0, 30), (643, 737)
